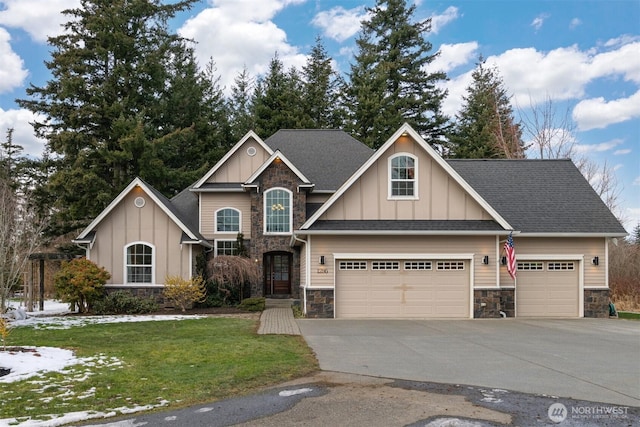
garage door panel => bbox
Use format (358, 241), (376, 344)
(516, 261), (579, 317)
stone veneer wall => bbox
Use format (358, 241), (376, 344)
(584, 289), (610, 318)
(249, 160), (307, 299)
(305, 289), (334, 318)
(474, 289), (515, 318)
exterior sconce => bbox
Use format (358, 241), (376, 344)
(501, 256), (507, 265)
(483, 256), (489, 265)
(319, 256), (325, 265)
(592, 256), (599, 266)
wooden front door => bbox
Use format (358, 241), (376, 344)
(264, 252), (292, 296)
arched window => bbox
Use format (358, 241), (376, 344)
(216, 208), (240, 233)
(125, 242), (154, 284)
(264, 188), (292, 234)
(389, 153), (418, 199)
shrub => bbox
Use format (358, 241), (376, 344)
(163, 276), (206, 312)
(54, 258), (110, 313)
(93, 291), (159, 315)
(238, 297), (265, 312)
(206, 256), (260, 303)
(0, 317), (11, 351)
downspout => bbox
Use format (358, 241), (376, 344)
(293, 234), (308, 315)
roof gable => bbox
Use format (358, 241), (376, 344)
(244, 150), (313, 190)
(75, 178), (210, 246)
(302, 124), (513, 230)
(193, 131), (273, 189)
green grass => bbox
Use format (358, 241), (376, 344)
(1, 318), (317, 423)
(617, 311), (640, 320)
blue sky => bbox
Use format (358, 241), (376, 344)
(0, 0), (638, 232)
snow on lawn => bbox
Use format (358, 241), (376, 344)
(0, 300), (203, 426)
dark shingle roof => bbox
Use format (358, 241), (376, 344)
(309, 220), (504, 232)
(448, 159), (626, 234)
(264, 129), (374, 192)
(162, 183), (209, 243)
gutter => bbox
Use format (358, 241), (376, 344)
(292, 234), (309, 315)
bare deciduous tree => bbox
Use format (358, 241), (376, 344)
(206, 255), (261, 303)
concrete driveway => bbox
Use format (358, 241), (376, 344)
(297, 318), (640, 407)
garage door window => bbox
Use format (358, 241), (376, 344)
(548, 262), (575, 271)
(517, 262), (543, 271)
(404, 261), (432, 270)
(436, 261), (464, 270)
(339, 261), (367, 270)
(372, 261), (399, 270)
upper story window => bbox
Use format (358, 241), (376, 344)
(389, 153), (417, 199)
(125, 242), (154, 284)
(264, 188), (292, 234)
(216, 208), (240, 233)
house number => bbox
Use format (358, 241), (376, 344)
(317, 268), (329, 274)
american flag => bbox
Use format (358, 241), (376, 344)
(504, 233), (516, 280)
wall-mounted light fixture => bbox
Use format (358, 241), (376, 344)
(592, 256), (599, 266)
(483, 255), (489, 265)
(319, 256), (325, 265)
(501, 256), (507, 265)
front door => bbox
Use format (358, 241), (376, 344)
(264, 252), (292, 296)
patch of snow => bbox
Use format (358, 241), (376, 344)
(279, 387), (313, 397)
(424, 418), (489, 427)
(196, 407), (214, 413)
(11, 314), (205, 330)
(6, 300), (73, 317)
(0, 347), (76, 383)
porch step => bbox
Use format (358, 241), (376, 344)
(265, 298), (293, 308)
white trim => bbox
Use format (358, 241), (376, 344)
(105, 284), (165, 288)
(518, 232), (627, 238)
(214, 207), (242, 234)
(495, 235), (500, 288)
(193, 131), (271, 189)
(189, 245), (193, 278)
(301, 123), (513, 231)
(388, 152), (419, 200)
(123, 241), (156, 285)
(76, 178), (199, 241)
(298, 230), (506, 236)
(264, 187), (293, 235)
(214, 239), (239, 256)
(244, 150), (312, 186)
(604, 238), (609, 289)
(515, 254), (584, 260)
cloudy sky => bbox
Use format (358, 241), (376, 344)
(0, 0), (638, 232)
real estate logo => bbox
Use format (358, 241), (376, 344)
(548, 403), (567, 423)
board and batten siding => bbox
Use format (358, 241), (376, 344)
(89, 188), (192, 285)
(199, 193), (252, 239)
(205, 138), (270, 184)
(320, 137), (492, 221)
(498, 237), (607, 288)
(307, 235), (496, 288)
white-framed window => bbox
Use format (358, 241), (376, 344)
(216, 208), (240, 233)
(264, 188), (292, 234)
(216, 240), (238, 256)
(125, 242), (154, 284)
(517, 262), (544, 271)
(404, 261), (432, 270)
(389, 153), (418, 199)
(339, 261), (367, 270)
(548, 262), (575, 271)
(372, 261), (399, 270)
(436, 261), (465, 271)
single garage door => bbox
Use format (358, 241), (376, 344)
(336, 259), (470, 318)
(516, 261), (579, 317)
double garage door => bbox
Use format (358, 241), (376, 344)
(516, 261), (580, 317)
(336, 259), (470, 318)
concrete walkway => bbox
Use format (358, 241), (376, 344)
(257, 299), (300, 335)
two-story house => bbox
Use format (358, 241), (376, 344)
(74, 124), (627, 319)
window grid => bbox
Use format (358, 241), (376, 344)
(265, 189), (291, 233)
(390, 155), (416, 197)
(548, 262), (575, 271)
(517, 262), (544, 271)
(339, 261), (368, 270)
(216, 208), (240, 232)
(371, 261), (399, 270)
(436, 261), (465, 271)
(126, 244), (152, 283)
(216, 240), (238, 256)
(404, 261), (432, 270)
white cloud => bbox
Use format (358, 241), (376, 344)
(569, 18), (581, 29)
(633, 177), (640, 186)
(178, 0), (308, 93)
(0, 0), (79, 42)
(614, 149), (631, 155)
(430, 6), (459, 34)
(0, 27), (28, 93)
(0, 108), (47, 158)
(573, 90), (640, 130)
(311, 6), (367, 42)
(429, 42), (478, 74)
(574, 139), (623, 154)
(531, 13), (549, 31)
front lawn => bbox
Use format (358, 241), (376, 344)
(1, 317), (317, 424)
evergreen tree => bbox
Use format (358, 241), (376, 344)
(344, 0), (449, 149)
(228, 66), (256, 142)
(633, 223), (640, 246)
(449, 58), (524, 159)
(16, 0), (222, 234)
